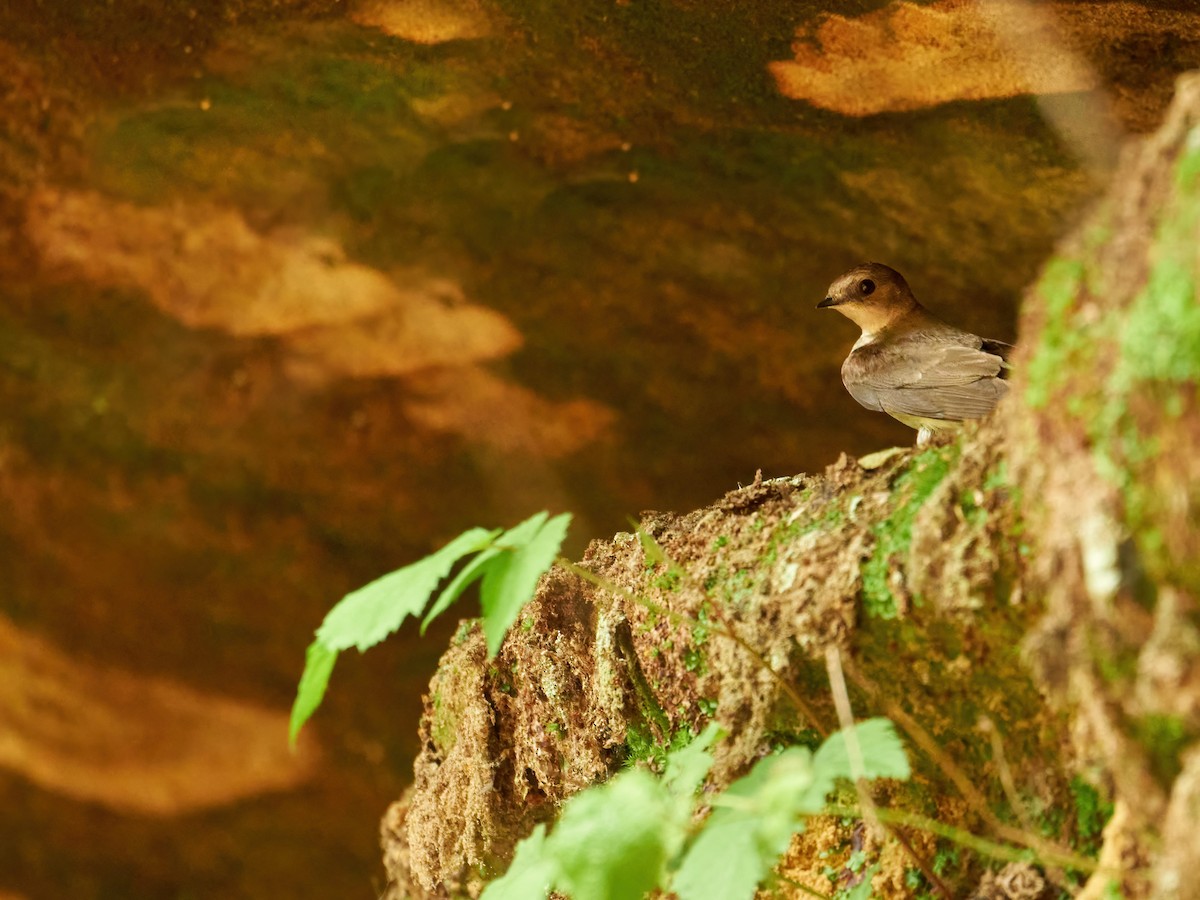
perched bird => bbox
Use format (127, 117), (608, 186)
(817, 263), (1012, 445)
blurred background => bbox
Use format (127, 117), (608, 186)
(2, 0), (1199, 897)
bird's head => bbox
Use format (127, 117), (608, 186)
(817, 262), (918, 333)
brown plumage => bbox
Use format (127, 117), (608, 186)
(817, 263), (1012, 444)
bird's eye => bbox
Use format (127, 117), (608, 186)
(859, 279), (875, 296)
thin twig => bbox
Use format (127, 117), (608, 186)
(824, 646), (882, 838)
(823, 805), (1102, 874)
(841, 656), (1003, 830)
(826, 647), (954, 899)
(841, 657), (1099, 869)
(978, 714), (1037, 834)
(978, 715), (1072, 893)
(774, 872), (833, 899)
(887, 823), (954, 900)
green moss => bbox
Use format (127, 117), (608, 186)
(1175, 135), (1200, 185)
(703, 565), (725, 593)
(692, 603), (712, 644)
(1069, 777), (1113, 854)
(763, 727), (823, 753)
(652, 567), (683, 592)
(1110, 144), (1200, 393)
(1133, 713), (1189, 786)
(1087, 140), (1200, 588)
(982, 460), (1011, 492)
(622, 722), (696, 772)
(761, 489), (850, 579)
(811, 504), (845, 533)
(714, 567), (759, 608)
(958, 491), (988, 528)
(430, 691), (457, 755)
(1017, 139), (1199, 597)
(1024, 257), (1088, 409)
(1035, 797), (1066, 838)
(1117, 261), (1200, 385)
(853, 590), (1066, 852)
(702, 560), (761, 606)
(681, 604), (711, 674)
(931, 844), (960, 876)
(861, 446), (957, 618)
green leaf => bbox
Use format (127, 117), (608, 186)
(817, 718), (910, 779)
(672, 816), (763, 900)
(664, 722), (722, 799)
(479, 512), (572, 657)
(420, 545), (501, 634)
(673, 811), (774, 900)
(675, 749), (816, 900)
(801, 718), (910, 810)
(844, 864), (880, 900)
(289, 639), (338, 746)
(548, 769), (674, 900)
(291, 514), (571, 747)
(479, 824), (553, 900)
(676, 722), (908, 900)
(316, 526), (498, 652)
(636, 526), (667, 565)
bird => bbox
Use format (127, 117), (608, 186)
(817, 263), (1012, 446)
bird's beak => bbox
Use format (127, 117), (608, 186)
(816, 296), (838, 309)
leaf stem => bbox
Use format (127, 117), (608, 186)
(823, 804), (1101, 874)
(773, 872), (832, 899)
(825, 646), (952, 899)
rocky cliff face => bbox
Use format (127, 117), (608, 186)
(382, 73), (1200, 900)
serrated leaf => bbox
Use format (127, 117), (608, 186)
(480, 824), (553, 900)
(675, 720), (909, 899)
(676, 748), (816, 900)
(800, 718), (910, 810)
(480, 512), (571, 657)
(817, 718), (910, 779)
(316, 527), (498, 652)
(420, 545), (501, 634)
(549, 769), (674, 900)
(289, 639), (338, 746)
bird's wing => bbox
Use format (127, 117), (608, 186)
(844, 341), (1009, 421)
(980, 338), (1014, 361)
(877, 379), (1009, 421)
